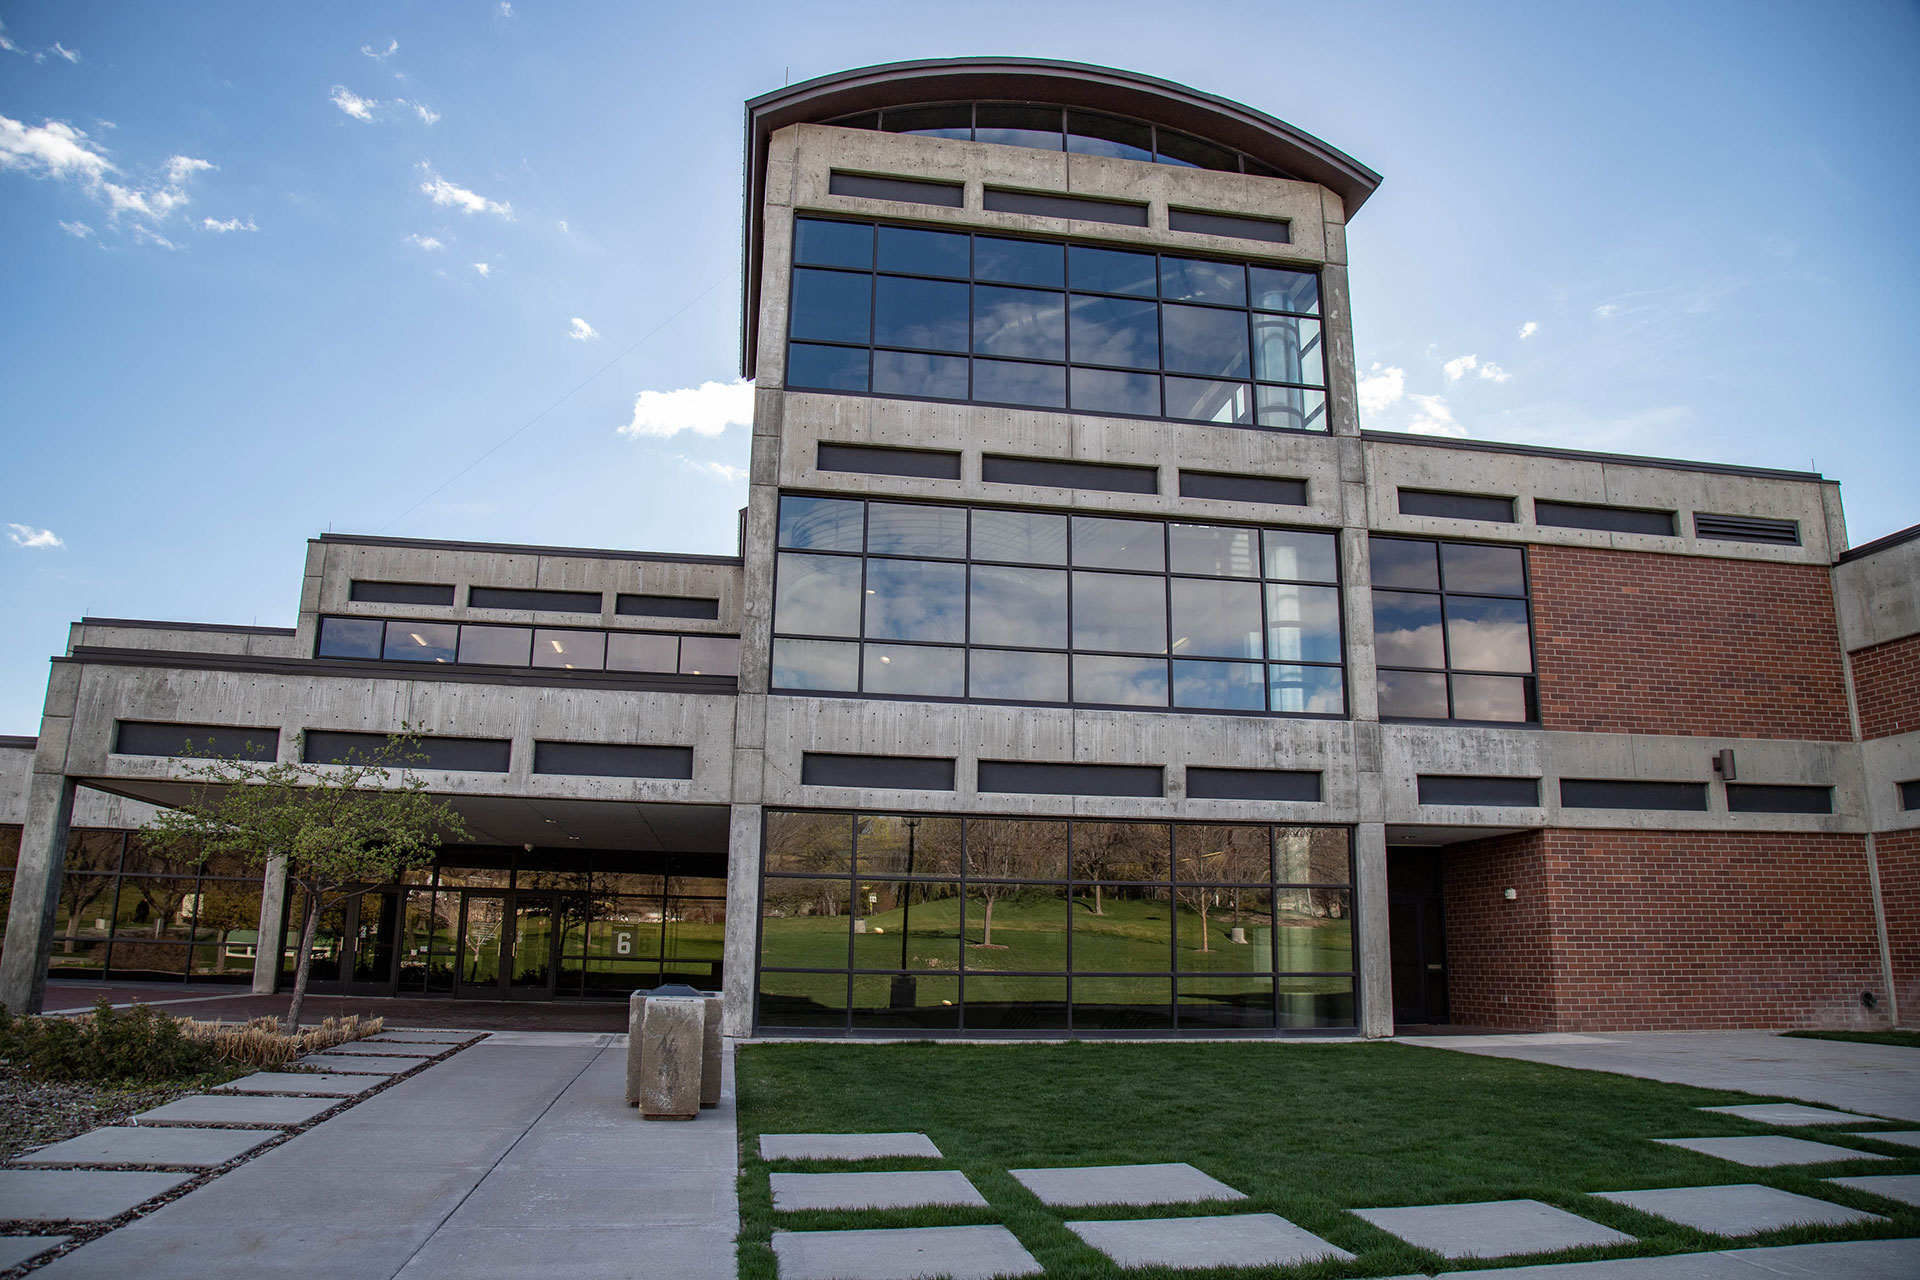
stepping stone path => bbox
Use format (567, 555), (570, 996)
(760, 1132), (942, 1161)
(1010, 1162), (1247, 1207)
(0, 1237), (68, 1270)
(771, 1224), (1040, 1280)
(1850, 1131), (1920, 1150)
(295, 1052), (419, 1075)
(1830, 1174), (1920, 1208)
(1596, 1183), (1883, 1233)
(215, 1070), (382, 1096)
(1353, 1198), (1634, 1259)
(13, 1126), (275, 1169)
(771, 1169), (986, 1211)
(311, 1041), (441, 1056)
(1656, 1135), (1891, 1167)
(134, 1093), (339, 1126)
(1700, 1103), (1872, 1126)
(0, 1168), (194, 1222)
(1068, 1212), (1354, 1269)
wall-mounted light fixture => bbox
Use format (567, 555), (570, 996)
(1712, 748), (1737, 781)
(1503, 887), (1518, 901)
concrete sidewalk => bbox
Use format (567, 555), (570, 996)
(35, 1032), (738, 1279)
(1399, 1031), (1920, 1122)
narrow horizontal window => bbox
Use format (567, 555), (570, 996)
(977, 760), (1163, 797)
(1559, 778), (1707, 811)
(801, 752), (957, 791)
(816, 442), (961, 480)
(349, 581), (455, 607)
(532, 741), (692, 780)
(1725, 783), (1833, 815)
(1417, 775), (1540, 807)
(1187, 767), (1320, 802)
(1398, 489), (1516, 523)
(303, 730), (510, 773)
(827, 171), (964, 208)
(1178, 470), (1308, 506)
(982, 188), (1149, 227)
(1168, 207), (1291, 244)
(980, 454), (1157, 495)
(468, 586), (603, 614)
(1694, 513), (1801, 546)
(115, 721), (279, 762)
(1903, 780), (1920, 811)
(1534, 500), (1675, 537)
(614, 594), (720, 621)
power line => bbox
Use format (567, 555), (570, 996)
(377, 271), (738, 534)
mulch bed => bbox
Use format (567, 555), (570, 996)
(0, 1072), (244, 1163)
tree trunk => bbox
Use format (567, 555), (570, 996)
(981, 895), (994, 947)
(284, 893), (323, 1034)
(63, 912), (79, 955)
(1197, 893), (1211, 953)
(1093, 883), (1104, 916)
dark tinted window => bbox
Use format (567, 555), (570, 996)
(1417, 775), (1540, 806)
(1399, 489), (1516, 523)
(115, 722), (279, 762)
(1372, 537), (1535, 723)
(1534, 500), (1675, 536)
(468, 587), (602, 614)
(349, 581), (455, 606)
(317, 616), (384, 659)
(827, 172), (962, 208)
(304, 731), (510, 773)
(615, 594), (720, 621)
(1725, 784), (1832, 814)
(1560, 779), (1708, 811)
(532, 741), (693, 780)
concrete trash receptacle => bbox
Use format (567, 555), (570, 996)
(637, 996), (704, 1119)
(627, 986), (724, 1113)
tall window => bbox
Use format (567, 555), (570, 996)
(771, 495), (1345, 715)
(1370, 537), (1536, 722)
(785, 217), (1327, 431)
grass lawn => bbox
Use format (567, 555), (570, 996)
(1785, 1029), (1920, 1050)
(735, 1040), (1920, 1277)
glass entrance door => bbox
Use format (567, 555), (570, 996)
(509, 896), (557, 998)
(457, 892), (507, 993)
(453, 891), (559, 999)
(344, 890), (401, 993)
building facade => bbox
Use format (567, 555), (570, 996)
(2, 59), (1915, 1039)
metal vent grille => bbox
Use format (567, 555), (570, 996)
(1694, 512), (1801, 545)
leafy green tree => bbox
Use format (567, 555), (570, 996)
(146, 729), (466, 1031)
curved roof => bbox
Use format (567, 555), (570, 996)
(739, 57), (1381, 376)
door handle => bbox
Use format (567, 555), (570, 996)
(1426, 963), (1445, 971)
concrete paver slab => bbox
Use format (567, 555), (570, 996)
(1438, 1236), (1920, 1278)
(35, 1222), (440, 1278)
(133, 1093), (338, 1126)
(760, 1132), (941, 1161)
(215, 1071), (381, 1095)
(1828, 1174), (1920, 1207)
(293, 1053), (417, 1075)
(16, 1126), (276, 1168)
(1068, 1212), (1354, 1268)
(772, 1225), (1042, 1280)
(1010, 1161), (1246, 1207)
(1655, 1136), (1890, 1166)
(1699, 1104), (1870, 1127)
(1847, 1130), (1920, 1149)
(771, 1170), (986, 1212)
(310, 1041), (439, 1057)
(371, 1032), (473, 1043)
(449, 1166), (733, 1229)
(0, 1237), (67, 1269)
(1594, 1183), (1882, 1233)
(0, 1169), (195, 1222)
(1354, 1199), (1635, 1259)
(390, 1224), (737, 1280)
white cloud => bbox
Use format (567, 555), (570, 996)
(361, 39), (398, 60)
(1477, 360), (1511, 383)
(410, 101), (440, 125)
(1357, 363), (1405, 417)
(128, 223), (178, 250)
(1518, 321), (1538, 340)
(329, 85), (377, 122)
(0, 22), (16, 53)
(203, 215), (257, 233)
(1406, 393), (1465, 438)
(620, 379), (756, 440)
(1594, 303), (1618, 318)
(0, 116), (116, 182)
(7, 523), (63, 549)
(498, 2), (513, 15)
(58, 219), (92, 238)
(1443, 353), (1479, 382)
(418, 164), (511, 217)
(166, 155), (214, 185)
(49, 41), (78, 63)
(679, 456), (748, 483)
(404, 233), (444, 250)
(472, 262), (491, 277)
(568, 317), (598, 342)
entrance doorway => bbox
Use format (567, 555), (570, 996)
(453, 891), (562, 1000)
(1387, 848), (1449, 1026)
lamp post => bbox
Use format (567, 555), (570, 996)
(899, 818), (918, 972)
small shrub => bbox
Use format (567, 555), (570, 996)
(0, 998), (221, 1082)
(178, 1013), (386, 1069)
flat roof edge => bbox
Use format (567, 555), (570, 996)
(316, 533), (744, 566)
(1837, 520), (1920, 563)
(1359, 431), (1828, 483)
(80, 617), (298, 637)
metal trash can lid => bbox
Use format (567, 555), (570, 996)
(643, 983), (706, 998)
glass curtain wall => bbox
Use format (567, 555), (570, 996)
(757, 811), (1355, 1034)
(1370, 537), (1537, 722)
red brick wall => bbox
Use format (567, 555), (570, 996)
(1440, 829), (1887, 1032)
(1878, 829), (1920, 1025)
(1850, 633), (1920, 740)
(1529, 546), (1852, 739)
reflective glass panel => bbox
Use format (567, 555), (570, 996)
(1068, 295), (1159, 368)
(1376, 668), (1449, 718)
(532, 629), (606, 670)
(972, 285), (1066, 360)
(1071, 571), (1167, 652)
(849, 973), (960, 1030)
(778, 495), (864, 551)
(384, 621), (456, 663)
(678, 635), (739, 676)
(971, 508), (1068, 565)
(1072, 889), (1173, 972)
(1175, 826), (1272, 884)
(876, 225), (970, 277)
(974, 236), (1064, 287)
(1277, 977), (1354, 1028)
(964, 975), (1068, 1029)
(318, 616), (384, 659)
(1170, 578), (1263, 658)
(965, 819), (1069, 881)
(774, 552), (862, 635)
(1268, 664), (1345, 714)
(858, 815), (963, 878)
(766, 811), (854, 874)
(851, 881), (963, 969)
(867, 502), (967, 558)
(1274, 889), (1354, 968)
(1069, 367), (1159, 416)
(1167, 377), (1253, 425)
(1276, 827), (1351, 884)
(863, 643), (964, 697)
(1073, 823), (1170, 882)
(1169, 524), (1260, 578)
(756, 968), (848, 1029)
(457, 625), (532, 667)
(606, 631), (678, 673)
(972, 358), (1066, 408)
(1445, 596), (1532, 672)
(884, 103), (972, 139)
(1171, 660), (1266, 710)
(1264, 529), (1340, 584)
(969, 565), (1068, 648)
(1077, 975), (1176, 1029)
(973, 103), (1064, 150)
(1160, 257), (1246, 305)
(1252, 314), (1323, 385)
(965, 884), (1067, 972)
(1265, 583), (1343, 663)
(770, 638), (858, 691)
(789, 268), (871, 344)
(1250, 265), (1320, 314)
(1072, 516), (1164, 571)
(872, 350), (967, 400)
(874, 276), (968, 352)
(1371, 591), (1446, 667)
(864, 558), (966, 642)
(1068, 245), (1157, 296)
(1073, 654), (1168, 705)
(1255, 384), (1326, 431)
(1441, 543), (1528, 596)
(1162, 304), (1249, 376)
(1451, 674), (1531, 722)
(760, 885), (850, 972)
(1370, 538), (1439, 589)
(1179, 975), (1274, 1028)
(1065, 112), (1153, 162)
(968, 649), (1068, 702)
(785, 342), (867, 392)
(793, 218), (872, 269)
(1156, 129), (1238, 171)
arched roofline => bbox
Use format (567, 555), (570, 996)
(739, 57), (1381, 376)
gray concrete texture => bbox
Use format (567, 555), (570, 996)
(216, 1071), (382, 1096)
(1067, 1212), (1354, 1268)
(759, 1132), (942, 1161)
(1654, 1136), (1890, 1167)
(1828, 1174), (1920, 1207)
(1700, 1103), (1871, 1126)
(1352, 1199), (1635, 1259)
(1009, 1161), (1247, 1207)
(770, 1170), (987, 1211)
(297, 1052), (419, 1075)
(1851, 1130), (1920, 1149)
(16, 1125), (276, 1168)
(1594, 1183), (1882, 1233)
(637, 996), (705, 1119)
(135, 1093), (338, 1126)
(314, 1041), (442, 1056)
(1438, 1237), (1920, 1279)
(0, 1168), (195, 1223)
(770, 1224), (1041, 1280)
(0, 1237), (67, 1269)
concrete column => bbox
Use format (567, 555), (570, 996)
(720, 802), (763, 1037)
(1353, 821), (1393, 1037)
(250, 852), (288, 994)
(0, 773), (77, 1014)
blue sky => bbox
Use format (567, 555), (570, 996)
(2, 1), (1916, 734)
